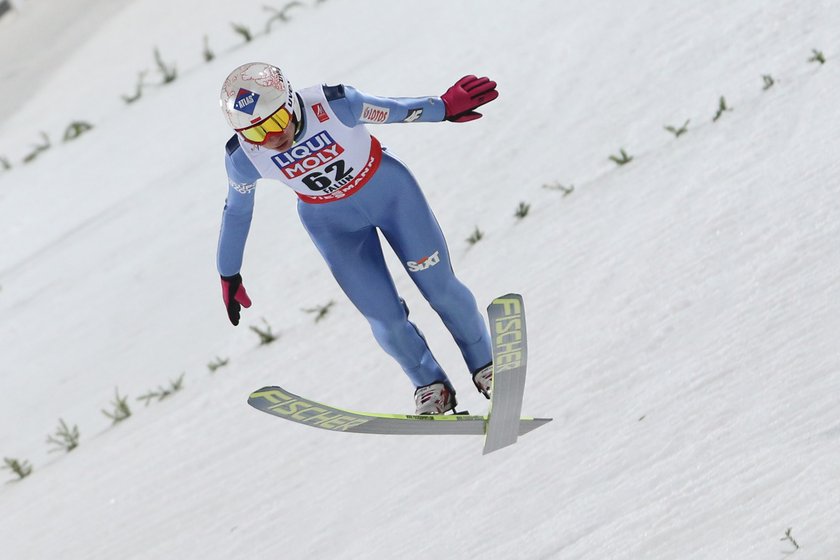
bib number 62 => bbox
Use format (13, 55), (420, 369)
(302, 160), (354, 192)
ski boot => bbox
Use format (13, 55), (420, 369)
(414, 382), (457, 415)
(472, 363), (493, 399)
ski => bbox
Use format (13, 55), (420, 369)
(247, 293), (551, 452)
(483, 293), (532, 454)
(248, 385), (551, 437)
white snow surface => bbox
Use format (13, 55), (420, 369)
(1, 0), (839, 558)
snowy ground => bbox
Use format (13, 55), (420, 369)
(1, 1), (839, 558)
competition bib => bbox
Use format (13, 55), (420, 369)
(239, 85), (382, 203)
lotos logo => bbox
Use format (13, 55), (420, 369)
(234, 88), (260, 114)
(360, 103), (390, 124)
(406, 251), (441, 272)
(312, 103), (329, 123)
(271, 131), (345, 179)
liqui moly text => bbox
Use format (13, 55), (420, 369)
(271, 131), (345, 179)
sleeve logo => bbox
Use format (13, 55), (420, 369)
(403, 108), (423, 122)
(230, 180), (256, 194)
(360, 103), (390, 124)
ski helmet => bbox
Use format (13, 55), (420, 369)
(220, 62), (299, 131)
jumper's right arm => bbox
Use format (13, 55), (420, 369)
(217, 193), (254, 278)
(217, 156), (257, 276)
(217, 137), (259, 325)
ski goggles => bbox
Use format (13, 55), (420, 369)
(238, 106), (293, 144)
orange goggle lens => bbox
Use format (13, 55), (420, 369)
(239, 107), (293, 143)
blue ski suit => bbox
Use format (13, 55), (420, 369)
(217, 83), (492, 389)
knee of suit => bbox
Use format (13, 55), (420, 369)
(424, 276), (472, 313)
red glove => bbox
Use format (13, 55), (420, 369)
(441, 75), (499, 122)
(221, 273), (252, 326)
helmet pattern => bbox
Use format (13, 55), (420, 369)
(220, 62), (295, 130)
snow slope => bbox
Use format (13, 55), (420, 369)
(1, 0), (839, 558)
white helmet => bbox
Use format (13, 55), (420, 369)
(220, 62), (299, 130)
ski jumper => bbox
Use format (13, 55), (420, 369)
(217, 84), (492, 388)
